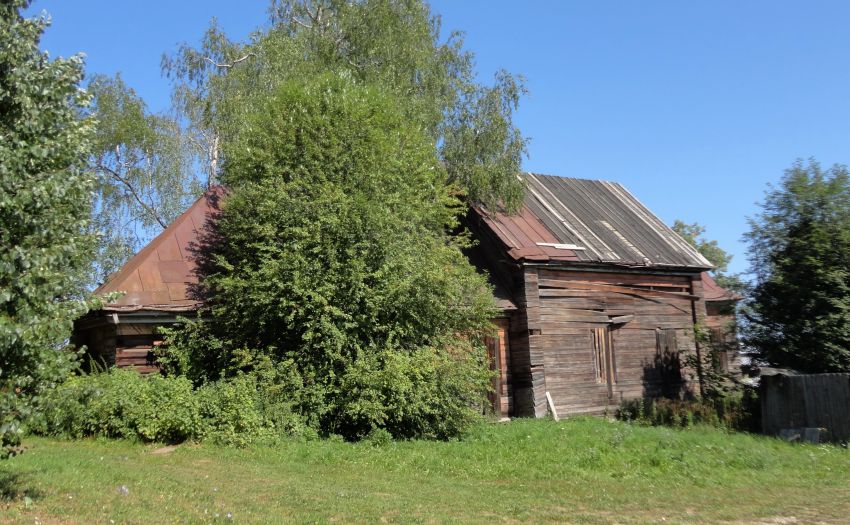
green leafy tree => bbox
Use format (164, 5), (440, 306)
(672, 220), (745, 293)
(0, 2), (94, 457)
(162, 76), (495, 440)
(160, 20), (253, 187)
(87, 74), (202, 285)
(163, 0), (527, 211)
(152, 1), (523, 440)
(744, 159), (850, 372)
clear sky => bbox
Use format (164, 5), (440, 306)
(27, 1), (850, 275)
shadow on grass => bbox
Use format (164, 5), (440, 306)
(0, 469), (43, 502)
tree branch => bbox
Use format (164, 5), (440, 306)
(201, 52), (256, 70)
(292, 16), (312, 30)
(96, 161), (168, 229)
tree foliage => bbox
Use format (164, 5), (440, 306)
(162, 76), (495, 440)
(0, 1), (93, 457)
(744, 159), (850, 373)
(672, 220), (733, 273)
(163, 0), (527, 211)
(87, 74), (202, 284)
(672, 220), (745, 293)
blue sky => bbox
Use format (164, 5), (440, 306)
(28, 1), (850, 275)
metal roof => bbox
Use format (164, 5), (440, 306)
(94, 189), (223, 312)
(701, 272), (743, 302)
(475, 173), (712, 270)
(97, 173), (713, 314)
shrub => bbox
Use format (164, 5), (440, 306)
(331, 345), (491, 441)
(162, 76), (498, 441)
(35, 369), (198, 443)
(617, 386), (760, 432)
(32, 368), (313, 446)
(195, 375), (274, 447)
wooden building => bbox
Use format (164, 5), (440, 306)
(72, 191), (217, 372)
(465, 173), (739, 417)
(701, 272), (743, 374)
(74, 174), (740, 417)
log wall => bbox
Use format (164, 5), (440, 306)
(74, 315), (164, 374)
(73, 321), (117, 370)
(705, 301), (740, 374)
(113, 323), (161, 373)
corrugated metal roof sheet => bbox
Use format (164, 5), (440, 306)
(473, 202), (584, 263)
(473, 173), (712, 269)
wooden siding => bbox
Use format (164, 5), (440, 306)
(74, 318), (163, 374)
(532, 268), (699, 416)
(73, 321), (117, 370)
(705, 301), (740, 374)
(485, 318), (512, 417)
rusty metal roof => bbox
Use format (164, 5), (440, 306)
(479, 173), (712, 269)
(473, 202), (584, 263)
(94, 189), (222, 312)
(701, 272), (743, 302)
(98, 173), (712, 313)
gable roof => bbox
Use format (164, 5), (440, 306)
(476, 173), (712, 270)
(97, 174), (716, 313)
(94, 189), (221, 312)
(701, 272), (744, 302)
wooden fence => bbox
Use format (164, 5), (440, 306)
(760, 373), (850, 443)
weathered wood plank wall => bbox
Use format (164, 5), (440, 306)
(761, 373), (850, 443)
(114, 323), (160, 373)
(534, 268), (699, 416)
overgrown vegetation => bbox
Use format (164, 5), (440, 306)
(29, 368), (314, 446)
(624, 322), (758, 431)
(161, 75), (496, 441)
(618, 388), (760, 432)
(69, 0), (528, 442)
(4, 418), (850, 524)
(0, 1), (94, 458)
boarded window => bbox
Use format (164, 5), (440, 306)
(591, 327), (617, 385)
(655, 328), (677, 355)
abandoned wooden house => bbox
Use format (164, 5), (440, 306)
(73, 173), (740, 417)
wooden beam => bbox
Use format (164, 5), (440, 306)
(538, 279), (701, 301)
(545, 391), (560, 421)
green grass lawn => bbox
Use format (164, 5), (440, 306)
(2, 418), (849, 524)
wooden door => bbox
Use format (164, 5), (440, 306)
(485, 319), (510, 417)
(592, 326), (616, 400)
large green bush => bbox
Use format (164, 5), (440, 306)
(162, 75), (496, 441)
(0, 1), (94, 458)
(333, 346), (492, 440)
